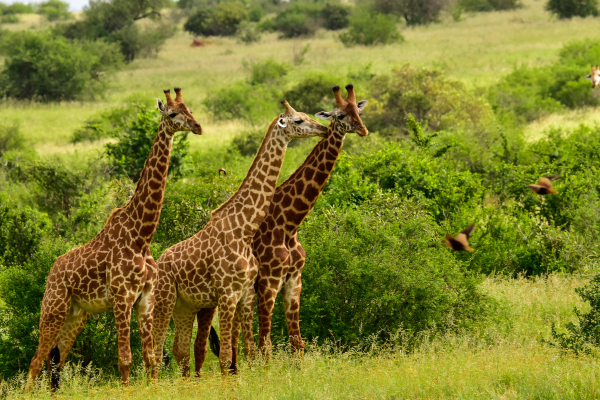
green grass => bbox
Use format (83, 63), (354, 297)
(2, 0), (600, 158)
(8, 275), (597, 399)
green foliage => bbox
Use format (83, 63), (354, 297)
(237, 21), (262, 44)
(270, 195), (492, 345)
(322, 2), (350, 30)
(459, 0), (521, 12)
(0, 30), (122, 101)
(0, 2), (35, 15)
(184, 2), (249, 37)
(231, 129), (264, 156)
(0, 123), (25, 157)
(338, 10), (401, 47)
(545, 0), (598, 19)
(366, 64), (494, 138)
(283, 73), (341, 114)
(105, 105), (190, 182)
(371, 0), (445, 25)
(273, 2), (323, 38)
(57, 0), (173, 61)
(204, 82), (281, 125)
(548, 274), (600, 355)
(37, 0), (72, 21)
(246, 58), (288, 85)
(0, 14), (19, 23)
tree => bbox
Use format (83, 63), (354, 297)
(372, 0), (447, 25)
(545, 0), (598, 19)
(184, 2), (249, 37)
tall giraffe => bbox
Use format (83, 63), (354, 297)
(151, 100), (328, 377)
(26, 89), (202, 390)
(194, 84), (368, 373)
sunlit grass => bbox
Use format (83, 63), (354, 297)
(9, 275), (596, 399)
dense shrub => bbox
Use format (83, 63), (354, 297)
(0, 2), (34, 15)
(0, 123), (25, 157)
(237, 21), (262, 44)
(459, 0), (521, 12)
(549, 274), (600, 355)
(283, 73), (342, 114)
(0, 31), (122, 101)
(365, 64), (494, 138)
(37, 0), (72, 21)
(204, 83), (281, 124)
(372, 0), (446, 25)
(231, 129), (265, 156)
(273, 3), (323, 38)
(184, 2), (248, 37)
(246, 58), (288, 85)
(105, 105), (190, 182)
(269, 195), (492, 345)
(545, 0), (598, 19)
(338, 10), (402, 47)
(322, 2), (350, 30)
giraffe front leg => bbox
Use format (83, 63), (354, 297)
(229, 308), (242, 375)
(217, 296), (238, 376)
(134, 286), (156, 377)
(49, 303), (90, 391)
(151, 256), (177, 379)
(238, 286), (257, 364)
(113, 296), (135, 385)
(256, 281), (278, 360)
(171, 305), (196, 378)
(193, 307), (216, 377)
(282, 273), (305, 355)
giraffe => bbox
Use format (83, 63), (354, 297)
(26, 88), (202, 390)
(586, 65), (600, 88)
(195, 84), (368, 373)
(151, 100), (328, 378)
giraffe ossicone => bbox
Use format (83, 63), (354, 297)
(151, 99), (327, 378)
(195, 84), (368, 373)
(26, 88), (202, 391)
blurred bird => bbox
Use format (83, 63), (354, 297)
(443, 224), (476, 252)
(218, 168), (227, 177)
(527, 175), (560, 195)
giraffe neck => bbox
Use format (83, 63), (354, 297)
(120, 118), (173, 250)
(272, 118), (345, 235)
(212, 117), (288, 239)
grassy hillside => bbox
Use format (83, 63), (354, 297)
(2, 0), (600, 158)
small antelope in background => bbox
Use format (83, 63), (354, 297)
(586, 65), (600, 88)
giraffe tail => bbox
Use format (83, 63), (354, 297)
(209, 326), (220, 357)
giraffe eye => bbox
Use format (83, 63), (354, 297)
(338, 114), (346, 120)
(294, 119), (303, 124)
(169, 113), (177, 118)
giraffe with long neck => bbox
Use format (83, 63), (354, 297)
(195, 84), (367, 373)
(151, 100), (328, 377)
(26, 89), (202, 390)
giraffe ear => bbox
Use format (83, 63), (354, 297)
(357, 100), (368, 112)
(278, 117), (288, 128)
(586, 74), (592, 80)
(157, 98), (167, 113)
(315, 111), (333, 120)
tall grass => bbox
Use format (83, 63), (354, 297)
(10, 275), (597, 399)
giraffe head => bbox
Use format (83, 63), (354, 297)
(586, 65), (600, 89)
(314, 84), (368, 136)
(156, 88), (202, 135)
(277, 100), (328, 139)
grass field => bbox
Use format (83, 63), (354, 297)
(7, 274), (596, 399)
(3, 0), (600, 158)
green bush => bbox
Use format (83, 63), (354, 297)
(0, 14), (19, 23)
(204, 82), (281, 124)
(37, 0), (72, 21)
(322, 2), (350, 30)
(338, 10), (401, 47)
(237, 21), (261, 44)
(546, 0), (598, 19)
(246, 58), (288, 85)
(0, 123), (26, 157)
(0, 31), (122, 101)
(548, 274), (600, 355)
(371, 0), (445, 25)
(0, 2), (35, 15)
(459, 0), (521, 12)
(365, 64), (494, 138)
(231, 129), (265, 156)
(105, 104), (190, 182)
(283, 73), (342, 114)
(184, 2), (248, 37)
(273, 3), (323, 38)
(269, 195), (492, 345)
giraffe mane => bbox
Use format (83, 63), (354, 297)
(210, 117), (279, 217)
(104, 207), (123, 227)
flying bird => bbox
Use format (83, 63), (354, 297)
(443, 224), (476, 252)
(218, 168), (227, 177)
(527, 175), (560, 195)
